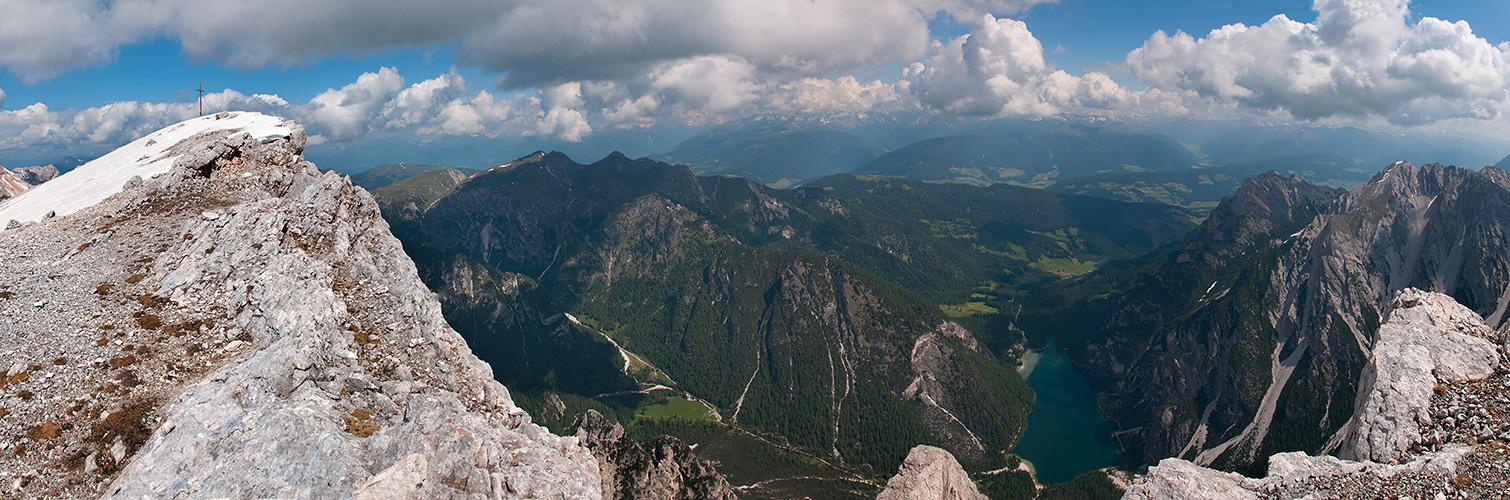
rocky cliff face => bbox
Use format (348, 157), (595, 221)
(0, 113), (601, 499)
(573, 410), (736, 500)
(1086, 163), (1510, 470)
(875, 445), (987, 500)
(1123, 288), (1506, 499)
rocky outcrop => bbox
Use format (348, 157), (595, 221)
(573, 411), (736, 500)
(1123, 447), (1474, 500)
(0, 113), (600, 499)
(1342, 288), (1500, 462)
(1124, 289), (1504, 499)
(11, 165), (59, 186)
(876, 445), (987, 500)
(0, 167), (27, 198)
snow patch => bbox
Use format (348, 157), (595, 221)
(0, 112), (295, 228)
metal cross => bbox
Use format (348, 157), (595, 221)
(196, 82), (207, 116)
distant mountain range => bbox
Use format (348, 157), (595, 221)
(653, 117), (881, 188)
(325, 115), (1508, 220)
(650, 116), (1436, 213)
(854, 124), (1200, 188)
(1049, 154), (1373, 210)
(1146, 120), (1504, 170)
(350, 162), (479, 190)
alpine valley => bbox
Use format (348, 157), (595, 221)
(1, 105), (1508, 500)
(373, 149), (1198, 498)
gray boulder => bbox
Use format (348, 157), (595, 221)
(1342, 288), (1499, 463)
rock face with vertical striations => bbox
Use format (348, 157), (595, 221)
(0, 112), (601, 499)
(1085, 162), (1510, 470)
(876, 445), (987, 500)
(1123, 288), (1501, 499)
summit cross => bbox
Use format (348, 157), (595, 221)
(196, 82), (207, 116)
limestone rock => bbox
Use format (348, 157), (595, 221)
(1120, 458), (1260, 500)
(574, 410), (736, 500)
(1343, 288), (1500, 463)
(106, 119), (599, 499)
(1124, 447), (1473, 500)
(876, 445), (987, 500)
(0, 113), (601, 499)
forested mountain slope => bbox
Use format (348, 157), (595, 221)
(376, 151), (1198, 488)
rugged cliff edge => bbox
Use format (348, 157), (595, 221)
(1123, 288), (1509, 499)
(0, 112), (601, 498)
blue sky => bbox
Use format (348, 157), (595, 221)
(1, 0), (1507, 167)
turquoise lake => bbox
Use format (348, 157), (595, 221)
(1011, 341), (1123, 485)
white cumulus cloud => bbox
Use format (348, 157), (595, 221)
(1125, 0), (1510, 124)
(303, 67), (407, 141)
(0, 0), (152, 82)
(766, 76), (908, 114)
(903, 14), (1130, 117)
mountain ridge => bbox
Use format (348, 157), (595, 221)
(854, 124), (1200, 188)
(1074, 160), (1510, 471)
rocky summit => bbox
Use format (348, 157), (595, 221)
(0, 113), (604, 499)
